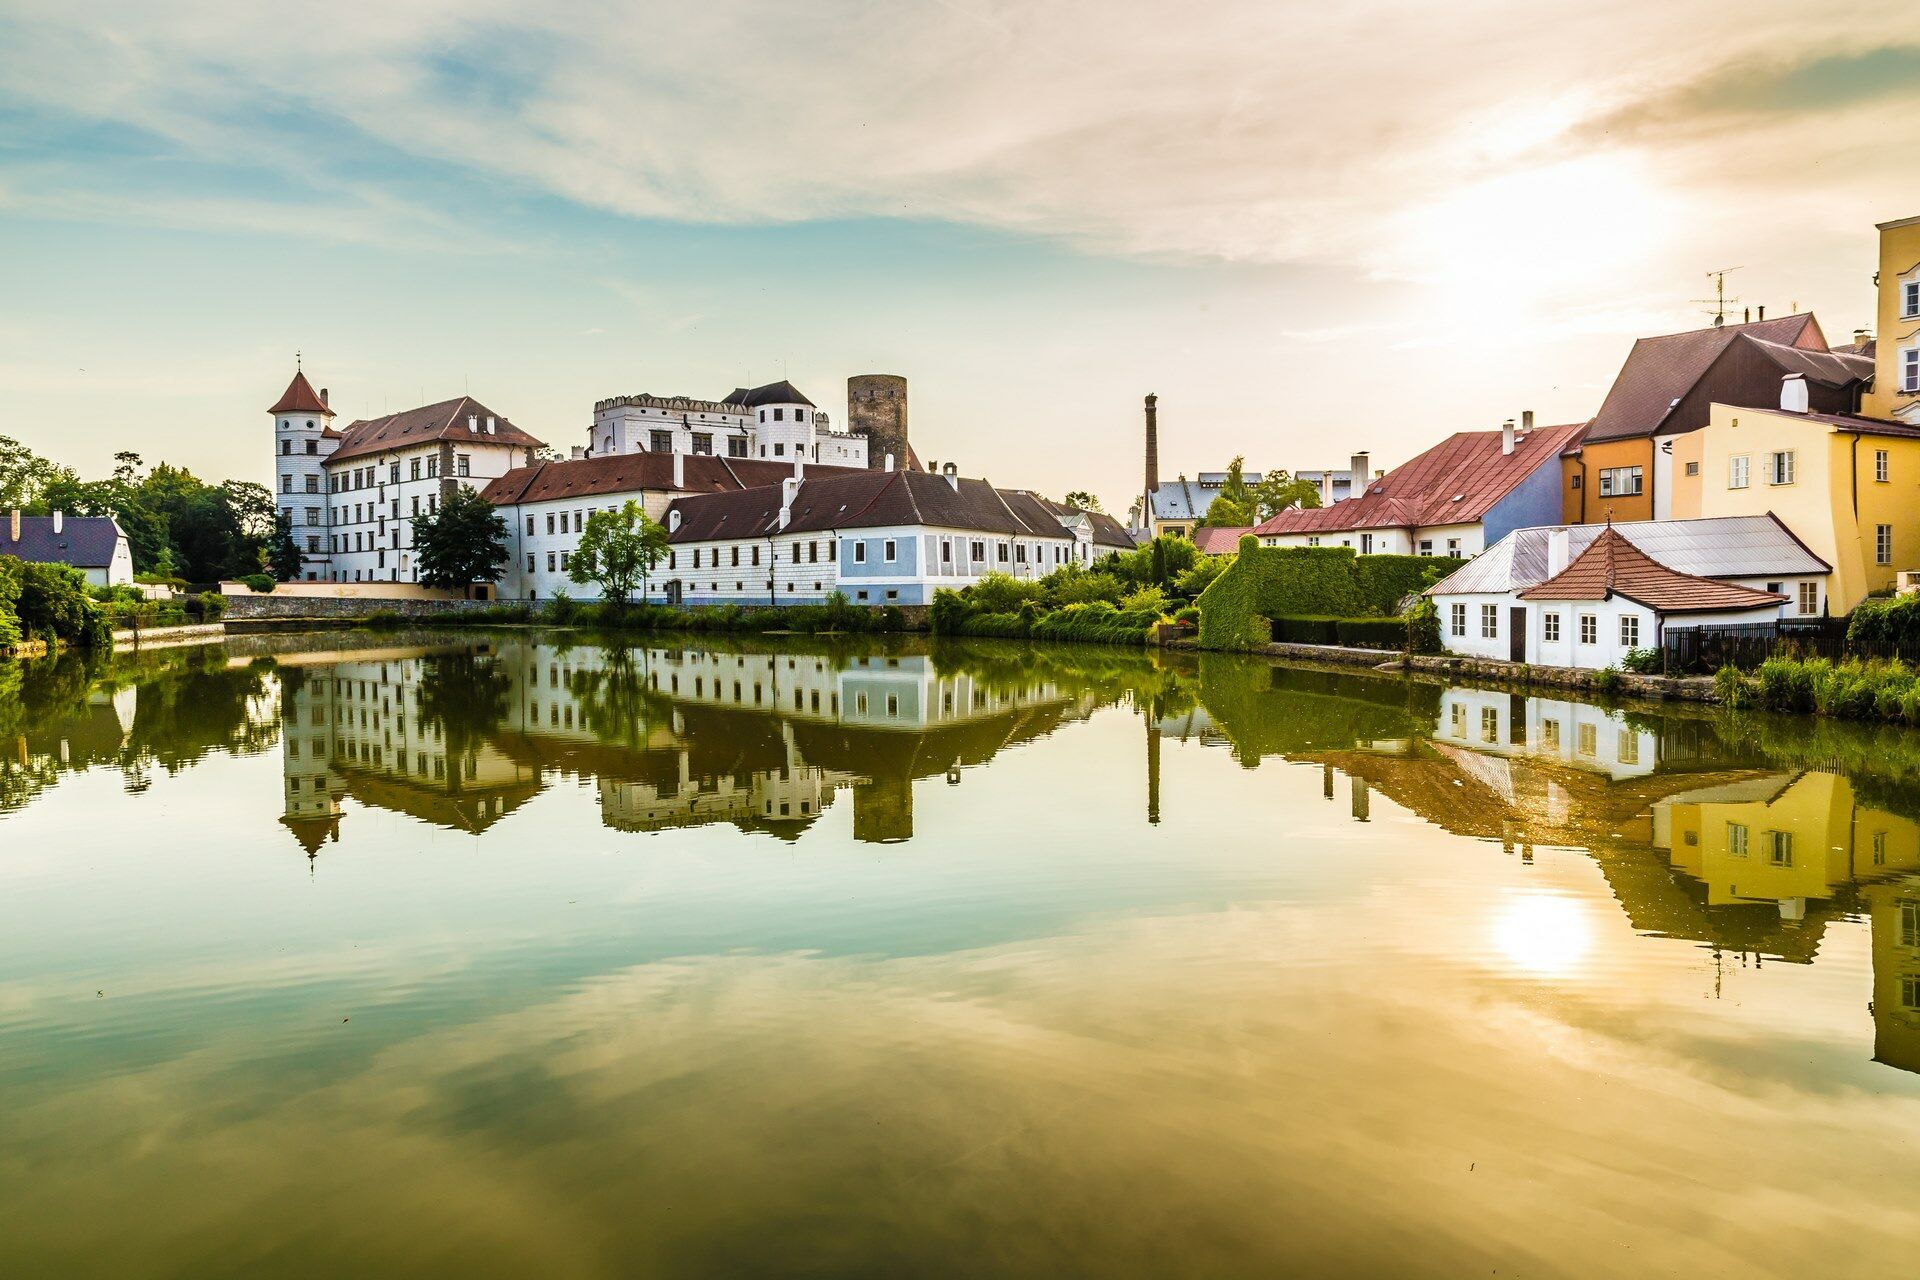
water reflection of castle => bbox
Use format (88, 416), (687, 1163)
(278, 640), (1090, 851)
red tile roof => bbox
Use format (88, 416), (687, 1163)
(1584, 313), (1822, 443)
(1191, 526), (1253, 555)
(479, 452), (865, 506)
(328, 396), (545, 464)
(1518, 527), (1786, 613)
(268, 371), (331, 416)
(1252, 421), (1586, 537)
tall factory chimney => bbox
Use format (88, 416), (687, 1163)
(1143, 393), (1159, 530)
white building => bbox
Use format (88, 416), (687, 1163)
(270, 368), (545, 584)
(1429, 524), (1791, 668)
(589, 380), (867, 468)
(2, 510), (133, 587)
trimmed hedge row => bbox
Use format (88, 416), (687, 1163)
(1195, 541), (1448, 651)
(1270, 616), (1410, 648)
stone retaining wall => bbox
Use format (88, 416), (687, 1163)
(224, 595), (510, 621)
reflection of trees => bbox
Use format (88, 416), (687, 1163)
(0, 651), (111, 812)
(566, 644), (673, 749)
(414, 652), (513, 793)
(1195, 654), (1440, 765)
(119, 651), (276, 774)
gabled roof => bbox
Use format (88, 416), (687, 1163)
(1, 515), (125, 569)
(1427, 514), (1830, 596)
(1518, 527), (1787, 613)
(722, 380), (815, 409)
(1252, 421), (1587, 537)
(328, 396), (545, 464)
(1745, 337), (1874, 389)
(1146, 473), (1261, 522)
(269, 371), (332, 416)
(479, 452), (862, 506)
(1585, 313), (1823, 443)
(1191, 526), (1254, 555)
(664, 470), (1073, 543)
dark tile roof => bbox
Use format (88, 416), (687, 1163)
(1585, 313), (1822, 443)
(1779, 408), (1920, 439)
(722, 380), (816, 409)
(1253, 421), (1587, 537)
(268, 370), (331, 416)
(665, 471), (1069, 543)
(328, 396), (545, 464)
(1746, 337), (1874, 388)
(480, 453), (864, 506)
(1, 515), (124, 569)
(1519, 527), (1786, 612)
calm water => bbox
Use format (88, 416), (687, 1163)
(3, 631), (1920, 1277)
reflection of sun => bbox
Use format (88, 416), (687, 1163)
(1492, 892), (1591, 979)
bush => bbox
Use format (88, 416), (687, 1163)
(1352, 555), (1451, 616)
(1334, 617), (1407, 649)
(1621, 647), (1663, 674)
(1714, 664), (1749, 709)
(877, 605), (906, 633)
(1847, 595), (1920, 649)
(1404, 598), (1442, 655)
(1593, 667), (1623, 696)
(8, 558), (109, 650)
(1271, 615), (1340, 645)
(239, 574), (275, 593)
(1172, 605), (1201, 627)
(967, 572), (1044, 614)
(545, 591), (583, 625)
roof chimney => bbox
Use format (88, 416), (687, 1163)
(52, 510), (63, 534)
(1855, 328), (1873, 347)
(884, 452), (895, 473)
(668, 508), (682, 534)
(8, 509), (18, 542)
(1350, 452), (1369, 497)
(943, 460), (959, 491)
(1501, 418), (1516, 456)
(1546, 528), (1570, 577)
(672, 450), (685, 489)
(1757, 304), (1766, 321)
(779, 475), (801, 530)
(320, 388), (329, 407)
(1780, 373), (1809, 414)
(1522, 409), (1534, 433)
(792, 454), (806, 481)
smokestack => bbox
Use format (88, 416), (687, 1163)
(792, 454), (806, 481)
(1501, 419), (1516, 456)
(1143, 393), (1159, 526)
(52, 510), (63, 534)
(672, 450), (685, 489)
(1757, 305), (1766, 321)
(1350, 452), (1369, 497)
(779, 475), (801, 529)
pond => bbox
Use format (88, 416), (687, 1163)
(2, 631), (1918, 1277)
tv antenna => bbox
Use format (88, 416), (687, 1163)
(1695, 267), (1743, 327)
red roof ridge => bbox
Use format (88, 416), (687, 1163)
(269, 370), (331, 416)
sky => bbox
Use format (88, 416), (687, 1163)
(1, 0), (1916, 514)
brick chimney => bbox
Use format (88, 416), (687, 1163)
(1143, 393), (1159, 525)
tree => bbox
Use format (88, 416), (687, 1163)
(1251, 470), (1322, 520)
(1063, 490), (1103, 513)
(569, 500), (669, 603)
(413, 487), (508, 591)
(1198, 457), (1255, 527)
(267, 512), (304, 581)
(0, 436), (76, 512)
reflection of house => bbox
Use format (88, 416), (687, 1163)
(1865, 878), (1920, 1074)
(1432, 688), (1660, 780)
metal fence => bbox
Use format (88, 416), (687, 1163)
(1662, 619), (1920, 673)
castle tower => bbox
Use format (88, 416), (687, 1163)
(847, 373), (912, 471)
(269, 363), (337, 581)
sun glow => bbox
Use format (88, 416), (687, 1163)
(1491, 891), (1593, 979)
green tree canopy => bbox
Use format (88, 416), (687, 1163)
(569, 500), (669, 602)
(1063, 490), (1103, 513)
(414, 487), (509, 590)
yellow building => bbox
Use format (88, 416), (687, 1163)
(1680, 401), (1920, 612)
(1859, 214), (1920, 425)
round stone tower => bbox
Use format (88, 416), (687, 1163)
(847, 373), (911, 471)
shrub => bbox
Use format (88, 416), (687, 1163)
(545, 591), (583, 625)
(1847, 595), (1920, 649)
(1272, 615), (1339, 645)
(1714, 664), (1749, 709)
(967, 572), (1044, 614)
(1120, 584), (1167, 614)
(1593, 667), (1623, 696)
(930, 588), (967, 635)
(1621, 647), (1663, 674)
(1333, 617), (1407, 649)
(1404, 598), (1442, 655)
(1172, 605), (1201, 627)
(1352, 555), (1451, 616)
(239, 574), (275, 593)
(362, 610), (405, 629)
(10, 559), (109, 649)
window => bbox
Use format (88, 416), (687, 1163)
(526, 515), (535, 535)
(1902, 900), (1920, 947)
(1765, 830), (1794, 867)
(1766, 450), (1795, 486)
(547, 552), (556, 572)
(305, 507), (321, 526)
(306, 440), (317, 455)
(306, 475), (319, 494)
(1359, 533), (1374, 554)
(1598, 466), (1643, 497)
(730, 546), (739, 567)
(773, 442), (785, 457)
(1543, 612), (1561, 643)
(692, 433), (712, 455)
(1906, 279), (1920, 319)
(1541, 718), (1560, 749)
(1727, 822), (1749, 857)
(411, 459), (422, 481)
(1480, 706), (1498, 744)
(1905, 346), (1920, 393)
(1418, 539), (1433, 556)
(1728, 455), (1750, 489)
(1684, 460), (1699, 477)
(1450, 603), (1466, 637)
(883, 539), (896, 562)
(389, 463), (401, 485)
(1480, 603), (1497, 639)
(281, 439), (291, 456)
(427, 456), (439, 478)
(1450, 703), (1466, 737)
(997, 543), (1009, 562)
(1446, 538), (1462, 559)
(1577, 722), (1597, 757)
(1798, 582), (1819, 616)
(728, 437), (747, 458)
(1569, 474), (1582, 490)
(280, 474), (293, 493)
(970, 540), (985, 561)
(1873, 831), (1888, 866)
(456, 454), (471, 478)
(1878, 524), (1894, 566)
(1877, 450), (1891, 483)
(1618, 730), (1640, 765)
(651, 430), (672, 452)
(1619, 614), (1640, 648)
(1579, 613), (1597, 645)
(527, 554), (536, 572)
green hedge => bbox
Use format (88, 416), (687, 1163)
(1740, 655), (1920, 723)
(1197, 541), (1445, 651)
(1847, 595), (1920, 648)
(1335, 617), (1408, 649)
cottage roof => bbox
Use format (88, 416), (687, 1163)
(664, 470), (1071, 543)
(268, 371), (332, 416)
(1191, 526), (1254, 555)
(1, 515), (124, 569)
(1517, 527), (1787, 612)
(1583, 313), (1823, 443)
(327, 396), (545, 464)
(1426, 514), (1830, 596)
(1252, 422), (1587, 538)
